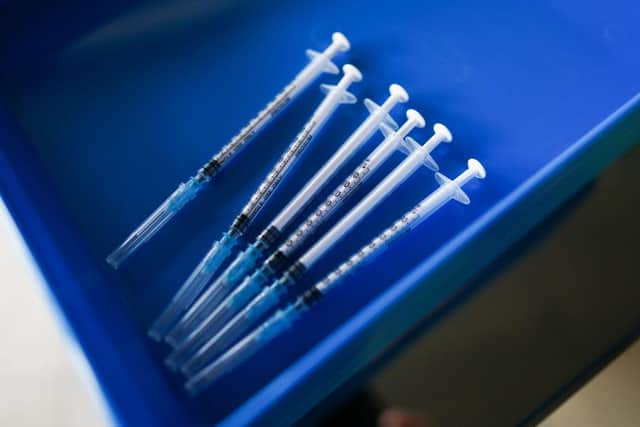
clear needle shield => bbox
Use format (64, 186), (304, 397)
(149, 65), (362, 343)
(184, 159), (486, 393)
(164, 94), (419, 359)
(184, 304), (302, 396)
(106, 178), (203, 269)
(298, 121), (452, 268)
(164, 86), (410, 369)
(171, 120), (455, 374)
(161, 109), (431, 364)
(106, 32), (350, 269)
(206, 84), (409, 304)
(147, 231), (239, 342)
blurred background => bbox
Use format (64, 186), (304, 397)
(1, 0), (638, 424)
(1, 140), (638, 426)
(373, 142), (640, 426)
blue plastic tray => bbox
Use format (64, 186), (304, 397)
(1, 1), (639, 425)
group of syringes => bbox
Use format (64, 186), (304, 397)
(107, 32), (486, 396)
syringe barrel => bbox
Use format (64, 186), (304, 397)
(270, 88), (403, 231)
(198, 34), (347, 180)
(315, 162), (485, 295)
(277, 112), (420, 258)
(107, 34), (347, 267)
(232, 67), (359, 233)
(314, 183), (450, 295)
(299, 141), (427, 267)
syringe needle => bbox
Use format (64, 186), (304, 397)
(164, 89), (414, 370)
(201, 86), (408, 312)
(149, 65), (362, 343)
(106, 33), (350, 269)
(183, 159), (486, 391)
(184, 307), (297, 396)
(106, 178), (202, 269)
(177, 122), (453, 375)
(147, 232), (237, 342)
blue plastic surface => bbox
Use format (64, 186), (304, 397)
(0, 1), (639, 426)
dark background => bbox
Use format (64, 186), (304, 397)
(371, 144), (640, 426)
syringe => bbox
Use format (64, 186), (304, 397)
(162, 85), (410, 351)
(183, 159), (487, 394)
(148, 65), (361, 341)
(106, 32), (350, 269)
(165, 109), (434, 367)
(178, 122), (454, 376)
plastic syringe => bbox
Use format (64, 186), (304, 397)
(106, 33), (350, 269)
(162, 85), (409, 351)
(179, 122), (455, 376)
(165, 109), (434, 367)
(147, 65), (361, 341)
(183, 159), (487, 393)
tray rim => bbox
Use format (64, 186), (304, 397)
(218, 93), (640, 426)
(0, 36), (639, 425)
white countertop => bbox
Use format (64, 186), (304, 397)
(0, 200), (109, 427)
